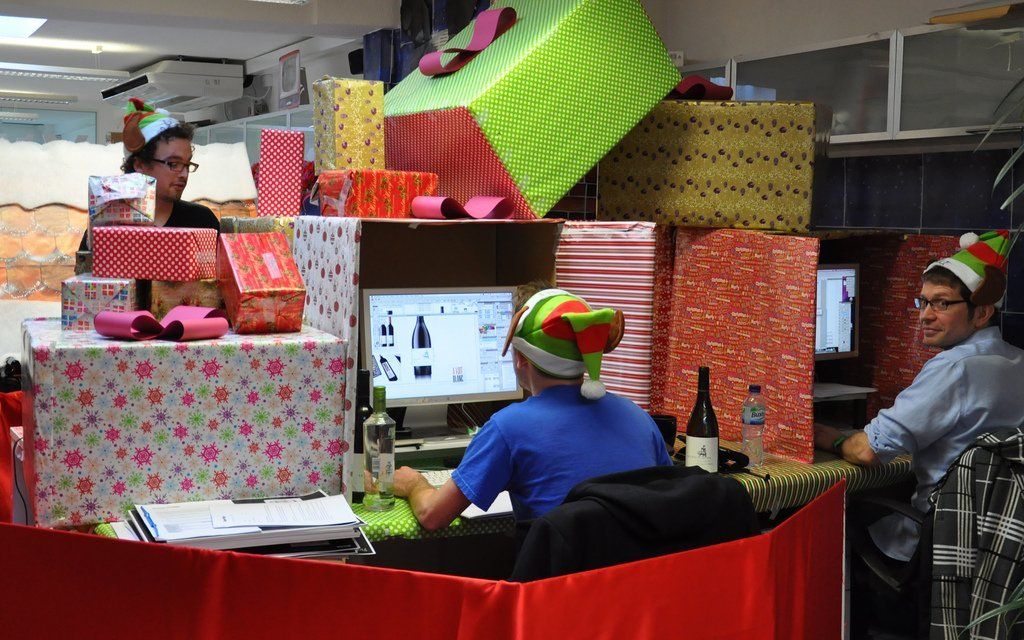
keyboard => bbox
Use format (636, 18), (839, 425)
(419, 468), (455, 487)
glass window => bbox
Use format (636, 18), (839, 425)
(681, 65), (728, 87)
(0, 107), (96, 143)
(735, 39), (891, 136)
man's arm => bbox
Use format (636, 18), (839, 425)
(814, 423), (881, 466)
(392, 466), (471, 531)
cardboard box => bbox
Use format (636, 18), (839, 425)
(217, 232), (305, 334)
(60, 275), (139, 331)
(22, 319), (348, 528)
(92, 227), (217, 281)
(314, 169), (438, 218)
(149, 279), (224, 319)
(312, 77), (385, 175)
(598, 100), (832, 232)
(384, 0), (679, 219)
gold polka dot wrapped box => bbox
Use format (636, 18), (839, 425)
(598, 101), (833, 232)
(384, 0), (680, 219)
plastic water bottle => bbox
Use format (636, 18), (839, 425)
(741, 385), (766, 468)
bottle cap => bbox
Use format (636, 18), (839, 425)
(749, 384), (761, 393)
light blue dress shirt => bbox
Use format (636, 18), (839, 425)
(865, 326), (1024, 561)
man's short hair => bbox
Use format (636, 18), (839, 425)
(513, 279), (555, 310)
(922, 265), (999, 326)
(122, 123), (196, 174)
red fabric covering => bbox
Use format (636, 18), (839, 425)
(0, 481), (843, 639)
(0, 391), (20, 523)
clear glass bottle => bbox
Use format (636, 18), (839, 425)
(741, 384), (766, 469)
(362, 385), (396, 511)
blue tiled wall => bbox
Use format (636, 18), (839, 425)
(814, 150), (1024, 349)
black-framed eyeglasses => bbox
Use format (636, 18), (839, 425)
(151, 158), (199, 173)
(914, 296), (969, 312)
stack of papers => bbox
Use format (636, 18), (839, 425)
(125, 490), (373, 558)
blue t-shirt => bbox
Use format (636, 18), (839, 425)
(451, 384), (672, 520)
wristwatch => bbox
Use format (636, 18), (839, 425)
(831, 435), (848, 455)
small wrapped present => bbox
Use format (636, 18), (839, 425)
(257, 130), (305, 218)
(150, 279), (224, 319)
(220, 216), (296, 250)
(217, 232), (305, 333)
(61, 275), (139, 331)
(92, 227), (217, 281)
(314, 169), (438, 218)
(312, 76), (385, 174)
(88, 174), (156, 228)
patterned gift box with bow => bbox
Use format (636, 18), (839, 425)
(216, 232), (305, 334)
(312, 77), (385, 175)
(61, 275), (139, 331)
(92, 227), (217, 281)
(384, 0), (679, 219)
(314, 169), (438, 218)
(21, 318), (349, 529)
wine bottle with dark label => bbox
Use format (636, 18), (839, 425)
(386, 311), (395, 347)
(411, 314), (433, 378)
(379, 315), (387, 348)
(379, 355), (398, 382)
(685, 366), (719, 473)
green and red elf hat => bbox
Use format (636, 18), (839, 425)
(122, 97), (180, 153)
(502, 289), (625, 400)
(925, 230), (1011, 306)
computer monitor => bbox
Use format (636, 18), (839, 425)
(361, 287), (523, 407)
(815, 264), (859, 360)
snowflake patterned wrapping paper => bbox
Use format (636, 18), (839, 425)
(384, 0), (679, 219)
(555, 221), (657, 409)
(220, 216), (297, 251)
(150, 279), (224, 319)
(315, 169), (438, 218)
(257, 129), (305, 218)
(61, 275), (139, 331)
(597, 101), (832, 232)
(92, 226), (217, 281)
(312, 77), (385, 175)
(21, 319), (349, 529)
(217, 232), (305, 334)
(292, 217), (361, 498)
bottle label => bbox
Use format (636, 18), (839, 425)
(685, 435), (719, 473)
(411, 348), (432, 365)
(742, 406), (765, 425)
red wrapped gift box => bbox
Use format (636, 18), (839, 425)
(92, 226), (217, 281)
(217, 232), (305, 333)
(257, 129), (305, 217)
(315, 169), (438, 218)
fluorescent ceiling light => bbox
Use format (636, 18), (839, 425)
(246, 0), (311, 4)
(0, 111), (39, 121)
(0, 35), (138, 52)
(0, 15), (46, 39)
(0, 90), (77, 105)
(0, 61), (129, 82)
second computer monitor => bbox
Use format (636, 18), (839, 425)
(815, 264), (859, 360)
(362, 287), (523, 407)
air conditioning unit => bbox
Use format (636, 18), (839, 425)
(101, 60), (244, 112)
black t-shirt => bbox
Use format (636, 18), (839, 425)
(80, 199), (220, 252)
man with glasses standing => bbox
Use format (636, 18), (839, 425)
(79, 98), (218, 251)
(814, 230), (1023, 564)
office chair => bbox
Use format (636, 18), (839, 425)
(509, 465), (759, 582)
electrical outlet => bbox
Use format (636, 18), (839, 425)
(668, 50), (684, 65)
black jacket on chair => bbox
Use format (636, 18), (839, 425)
(510, 465), (759, 582)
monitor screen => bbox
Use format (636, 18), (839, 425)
(815, 264), (859, 360)
(361, 287), (523, 407)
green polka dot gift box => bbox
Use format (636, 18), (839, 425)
(384, 0), (679, 219)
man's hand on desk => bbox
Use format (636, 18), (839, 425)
(393, 466), (430, 498)
(393, 466), (471, 532)
(813, 423), (880, 467)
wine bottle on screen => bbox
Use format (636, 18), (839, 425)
(411, 315), (433, 378)
(685, 366), (719, 473)
(379, 355), (398, 382)
(386, 311), (395, 347)
(379, 317), (387, 348)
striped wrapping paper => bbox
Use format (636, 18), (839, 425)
(555, 221), (658, 409)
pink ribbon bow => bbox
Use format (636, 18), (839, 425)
(419, 7), (517, 77)
(669, 74), (734, 101)
(94, 306), (229, 341)
(410, 195), (514, 220)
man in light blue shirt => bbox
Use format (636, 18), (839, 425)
(815, 230), (1024, 561)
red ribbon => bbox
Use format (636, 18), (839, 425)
(669, 74), (734, 100)
(419, 7), (517, 77)
(411, 195), (514, 220)
(94, 306), (229, 341)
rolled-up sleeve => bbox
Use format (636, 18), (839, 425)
(865, 358), (963, 461)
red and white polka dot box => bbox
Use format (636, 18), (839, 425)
(92, 226), (217, 281)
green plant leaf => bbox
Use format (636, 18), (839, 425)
(1000, 179), (1024, 211)
(976, 109), (1016, 151)
(993, 75), (1024, 119)
(963, 599), (1024, 634)
(993, 144), (1024, 192)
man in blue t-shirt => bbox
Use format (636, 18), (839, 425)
(393, 287), (671, 530)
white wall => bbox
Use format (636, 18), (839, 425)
(653, 0), (955, 64)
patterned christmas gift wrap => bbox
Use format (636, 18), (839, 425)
(61, 275), (139, 331)
(21, 319), (349, 529)
(88, 174), (156, 228)
(598, 101), (832, 232)
(257, 129), (305, 218)
(385, 0), (679, 219)
(315, 169), (438, 218)
(555, 221), (657, 409)
(217, 232), (305, 334)
(312, 77), (385, 175)
(150, 279), (224, 319)
(293, 217), (361, 497)
(220, 216), (297, 251)
(92, 226), (217, 281)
